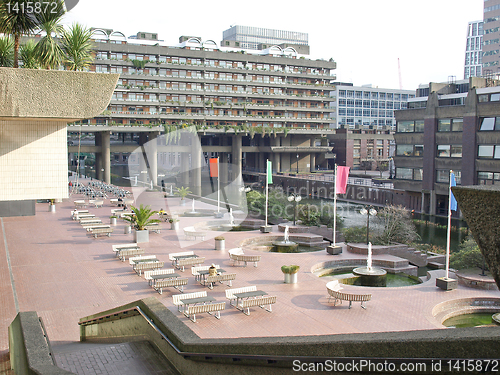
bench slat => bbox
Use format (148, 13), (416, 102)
(185, 302), (225, 322)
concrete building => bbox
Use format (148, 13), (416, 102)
(327, 83), (414, 170)
(393, 77), (500, 216)
(464, 20), (483, 79)
(483, 0), (500, 75)
(221, 25), (310, 55)
(67, 29), (337, 190)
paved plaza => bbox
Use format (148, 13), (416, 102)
(0, 186), (498, 357)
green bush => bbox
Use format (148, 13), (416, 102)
(451, 234), (485, 270)
(342, 226), (368, 243)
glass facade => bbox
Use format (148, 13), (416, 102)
(222, 26), (308, 50)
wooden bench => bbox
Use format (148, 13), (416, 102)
(169, 251), (194, 266)
(184, 302), (226, 322)
(71, 210), (89, 219)
(225, 286), (257, 306)
(112, 243), (138, 253)
(117, 248), (144, 261)
(88, 227), (113, 238)
(176, 257), (205, 272)
(326, 282), (371, 309)
(172, 291), (207, 312)
(228, 248), (261, 267)
(89, 199), (104, 208)
(203, 273), (236, 289)
(153, 278), (188, 294)
(183, 226), (207, 240)
(80, 218), (103, 225)
(144, 268), (176, 285)
(191, 265), (220, 281)
(82, 224), (110, 232)
(133, 261), (164, 276)
(236, 295), (276, 316)
(74, 200), (87, 209)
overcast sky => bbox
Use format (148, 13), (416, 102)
(63, 0), (483, 91)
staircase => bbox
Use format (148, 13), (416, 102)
(53, 341), (180, 375)
(0, 351), (14, 375)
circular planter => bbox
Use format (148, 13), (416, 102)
(283, 273), (298, 284)
(49, 204), (56, 213)
(124, 225), (132, 234)
(170, 222), (179, 230)
(215, 239), (225, 251)
(110, 217), (117, 225)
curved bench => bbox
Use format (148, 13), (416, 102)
(228, 248), (261, 267)
(183, 226), (207, 240)
(326, 282), (371, 309)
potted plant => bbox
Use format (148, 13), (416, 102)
(281, 265), (300, 284)
(215, 236), (225, 250)
(174, 186), (192, 206)
(110, 215), (118, 225)
(169, 218), (180, 230)
(123, 204), (159, 243)
(49, 199), (56, 213)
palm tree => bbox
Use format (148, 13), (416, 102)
(61, 23), (94, 71)
(0, 0), (40, 67)
(123, 204), (160, 231)
(0, 35), (14, 67)
(33, 0), (65, 69)
(20, 39), (39, 69)
(175, 186), (192, 201)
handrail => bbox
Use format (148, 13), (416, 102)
(39, 316), (58, 366)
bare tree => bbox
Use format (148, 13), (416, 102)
(375, 158), (390, 178)
(374, 205), (419, 245)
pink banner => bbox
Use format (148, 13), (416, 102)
(336, 166), (350, 194)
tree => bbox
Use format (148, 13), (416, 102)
(0, 0), (40, 67)
(174, 186), (192, 201)
(33, 0), (65, 69)
(122, 204), (159, 231)
(20, 39), (39, 68)
(375, 158), (389, 178)
(61, 23), (94, 71)
(0, 35), (14, 67)
(450, 234), (485, 270)
(374, 205), (419, 245)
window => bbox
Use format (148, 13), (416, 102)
(437, 119), (451, 132)
(397, 121), (414, 133)
(414, 169), (423, 180)
(396, 145), (413, 156)
(451, 145), (462, 158)
(396, 168), (413, 179)
(415, 120), (424, 132)
(479, 117), (500, 131)
(414, 145), (424, 157)
(452, 118), (463, 131)
(436, 170), (461, 184)
(437, 145), (450, 157)
(478, 145), (494, 158)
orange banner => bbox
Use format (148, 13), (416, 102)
(209, 158), (218, 177)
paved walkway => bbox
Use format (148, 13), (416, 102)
(0, 186), (498, 352)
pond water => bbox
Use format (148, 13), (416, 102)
(320, 268), (422, 287)
(443, 313), (499, 328)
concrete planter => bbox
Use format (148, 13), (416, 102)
(215, 239), (225, 251)
(110, 217), (117, 225)
(283, 273), (298, 284)
(260, 225), (272, 233)
(134, 229), (149, 243)
(49, 204), (56, 213)
(436, 277), (458, 291)
(170, 221), (179, 230)
(327, 245), (342, 255)
(124, 225), (132, 234)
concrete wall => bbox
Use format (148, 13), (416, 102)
(0, 121), (68, 201)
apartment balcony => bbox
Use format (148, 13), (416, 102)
(270, 145), (332, 153)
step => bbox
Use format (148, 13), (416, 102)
(52, 340), (180, 375)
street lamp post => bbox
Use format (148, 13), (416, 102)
(360, 206), (377, 244)
(287, 193), (302, 225)
(296, 154), (299, 174)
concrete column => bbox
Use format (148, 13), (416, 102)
(232, 134), (243, 186)
(272, 136), (281, 173)
(191, 134), (202, 196)
(146, 131), (158, 187)
(310, 137), (316, 173)
(220, 152), (229, 186)
(430, 191), (436, 216)
(180, 134), (190, 187)
(101, 131), (111, 184)
(95, 132), (102, 180)
(138, 133), (148, 185)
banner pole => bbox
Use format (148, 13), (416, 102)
(333, 163), (337, 247)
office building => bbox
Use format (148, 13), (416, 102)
(464, 20), (483, 79)
(393, 77), (500, 216)
(483, 0), (500, 75)
(221, 25), (310, 55)
(328, 83), (414, 170)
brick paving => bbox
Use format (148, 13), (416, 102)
(53, 341), (179, 375)
(0, 183), (498, 359)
